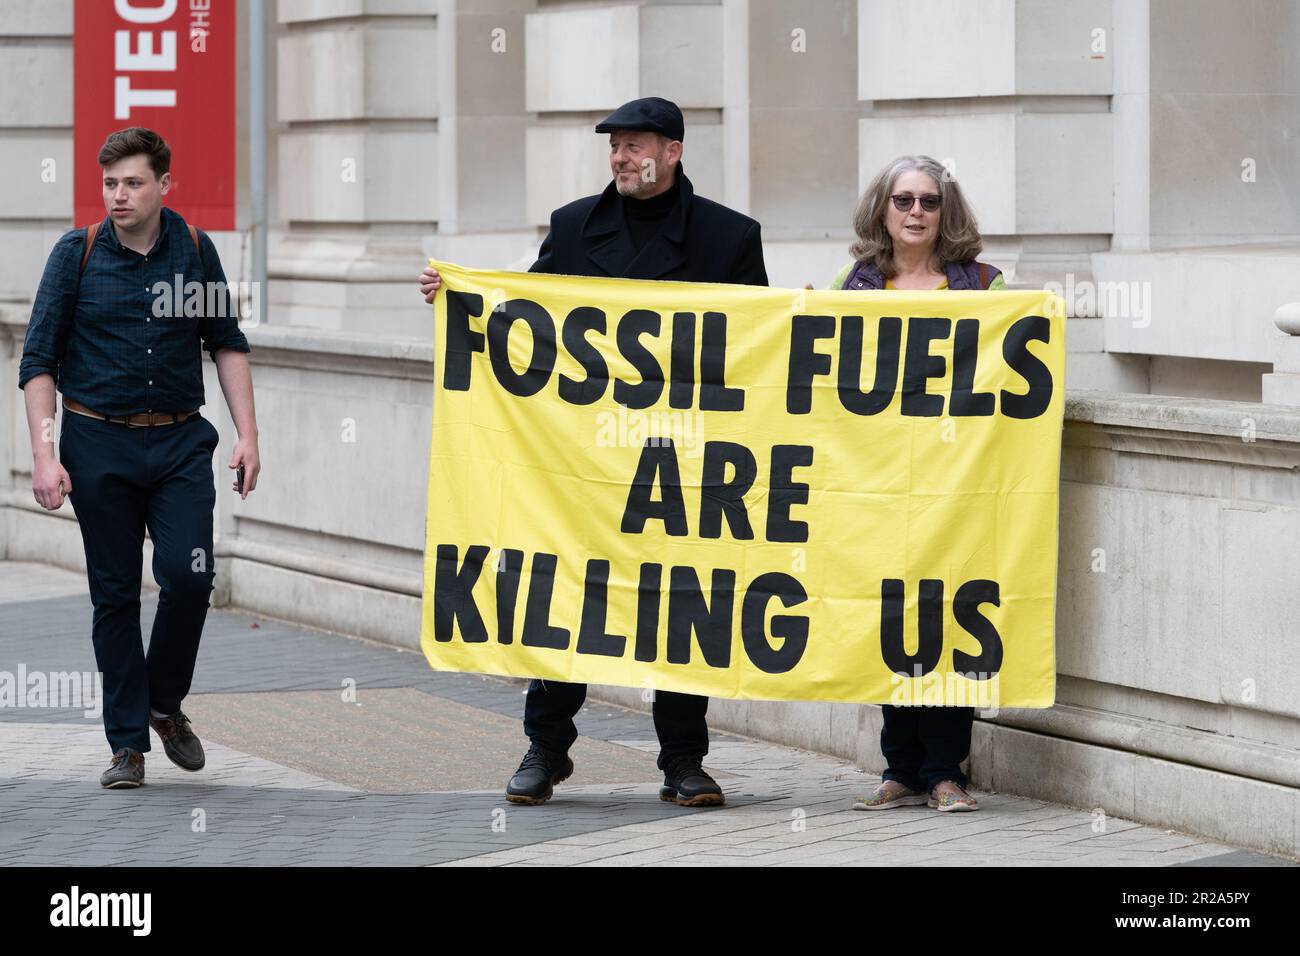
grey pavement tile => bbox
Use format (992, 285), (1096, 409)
(3, 571), (1294, 868)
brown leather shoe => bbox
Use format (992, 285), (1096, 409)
(149, 709), (205, 771)
(100, 748), (145, 789)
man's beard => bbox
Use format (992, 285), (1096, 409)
(614, 168), (661, 198)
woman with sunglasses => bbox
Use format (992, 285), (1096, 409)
(831, 154), (1003, 813)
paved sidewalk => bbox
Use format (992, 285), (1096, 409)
(0, 561), (1291, 867)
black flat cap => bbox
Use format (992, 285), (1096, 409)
(594, 96), (684, 141)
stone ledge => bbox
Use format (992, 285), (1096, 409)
(1066, 390), (1300, 443)
(8, 308), (1300, 437)
(243, 322), (434, 364)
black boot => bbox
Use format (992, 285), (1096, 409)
(659, 756), (724, 807)
(505, 746), (574, 805)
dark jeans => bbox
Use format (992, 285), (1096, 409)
(60, 411), (219, 754)
(880, 704), (975, 791)
(523, 679), (709, 771)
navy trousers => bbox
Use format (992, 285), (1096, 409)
(880, 704), (975, 791)
(523, 680), (709, 771)
(59, 411), (219, 754)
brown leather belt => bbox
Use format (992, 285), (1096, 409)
(64, 397), (198, 428)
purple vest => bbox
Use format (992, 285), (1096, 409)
(843, 258), (1001, 291)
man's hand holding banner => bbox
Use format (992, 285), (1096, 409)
(421, 261), (1065, 708)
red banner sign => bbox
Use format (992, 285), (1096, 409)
(74, 0), (236, 229)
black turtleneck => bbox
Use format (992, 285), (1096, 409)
(621, 177), (681, 253)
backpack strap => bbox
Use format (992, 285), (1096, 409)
(978, 261), (989, 290)
(79, 221), (101, 274)
(78, 219), (202, 274)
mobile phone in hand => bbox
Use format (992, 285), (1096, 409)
(236, 465), (245, 494)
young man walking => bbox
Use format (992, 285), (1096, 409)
(18, 127), (260, 789)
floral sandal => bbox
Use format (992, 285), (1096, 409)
(928, 780), (979, 812)
(852, 779), (927, 811)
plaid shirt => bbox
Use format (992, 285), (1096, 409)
(17, 206), (250, 417)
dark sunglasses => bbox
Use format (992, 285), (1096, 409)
(890, 193), (942, 212)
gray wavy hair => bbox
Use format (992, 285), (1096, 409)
(849, 155), (983, 276)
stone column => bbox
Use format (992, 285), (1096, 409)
(523, 1), (727, 238)
(0, 2), (72, 543)
(424, 0), (539, 271)
(0, 0), (73, 301)
(270, 0), (439, 337)
(854, 0), (1148, 392)
(743, 0), (861, 289)
(1094, 0), (1300, 399)
(857, 0), (1115, 288)
(270, 0), (541, 332)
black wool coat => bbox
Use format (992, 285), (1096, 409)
(529, 167), (768, 287)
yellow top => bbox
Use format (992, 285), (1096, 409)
(884, 278), (948, 290)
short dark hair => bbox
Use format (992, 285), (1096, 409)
(98, 127), (171, 179)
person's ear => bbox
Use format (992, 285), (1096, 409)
(158, 171), (171, 196)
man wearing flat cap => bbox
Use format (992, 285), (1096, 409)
(419, 96), (767, 808)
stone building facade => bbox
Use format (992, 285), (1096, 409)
(2, 0), (1299, 856)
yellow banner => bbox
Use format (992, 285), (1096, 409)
(420, 260), (1065, 708)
